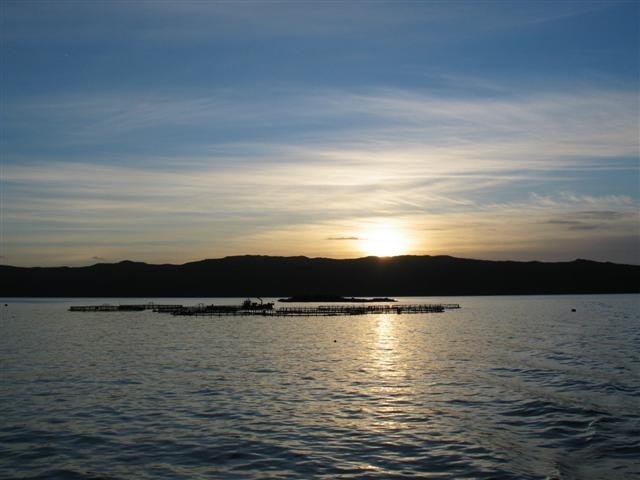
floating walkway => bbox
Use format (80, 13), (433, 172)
(69, 302), (459, 316)
(68, 303), (183, 312)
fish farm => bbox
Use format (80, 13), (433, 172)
(69, 300), (460, 316)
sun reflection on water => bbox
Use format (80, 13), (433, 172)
(368, 314), (417, 431)
(373, 314), (400, 376)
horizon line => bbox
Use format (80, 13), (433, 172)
(2, 254), (636, 269)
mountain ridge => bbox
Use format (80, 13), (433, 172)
(1, 255), (638, 297)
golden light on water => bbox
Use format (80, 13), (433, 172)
(368, 313), (416, 432)
(359, 223), (411, 257)
(373, 314), (398, 376)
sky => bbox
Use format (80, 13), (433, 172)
(1, 0), (639, 266)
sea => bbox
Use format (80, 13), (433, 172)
(0, 295), (638, 479)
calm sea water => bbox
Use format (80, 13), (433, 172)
(1, 295), (638, 479)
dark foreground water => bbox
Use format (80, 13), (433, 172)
(1, 295), (638, 479)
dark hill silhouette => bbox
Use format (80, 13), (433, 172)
(0, 255), (638, 297)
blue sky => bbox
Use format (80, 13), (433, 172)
(1, 0), (638, 266)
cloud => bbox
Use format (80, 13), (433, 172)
(529, 192), (635, 209)
(545, 219), (581, 225)
(3, 1), (610, 45)
(6, 85), (636, 173)
(4, 157), (638, 264)
(568, 224), (601, 231)
(326, 236), (361, 241)
(3, 85), (638, 266)
(575, 210), (627, 220)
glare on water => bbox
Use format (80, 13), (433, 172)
(0, 295), (638, 479)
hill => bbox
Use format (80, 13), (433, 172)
(0, 255), (638, 297)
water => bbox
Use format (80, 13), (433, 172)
(1, 295), (638, 479)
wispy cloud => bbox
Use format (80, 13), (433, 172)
(3, 85), (638, 266)
(3, 1), (637, 267)
(3, 1), (611, 44)
(3, 153), (638, 266)
(327, 236), (361, 241)
(7, 86), (636, 163)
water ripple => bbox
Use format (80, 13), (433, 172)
(1, 295), (639, 479)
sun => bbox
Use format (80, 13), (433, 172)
(359, 224), (410, 257)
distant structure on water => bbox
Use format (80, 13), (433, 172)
(69, 300), (460, 317)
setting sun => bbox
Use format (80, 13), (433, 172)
(360, 224), (411, 257)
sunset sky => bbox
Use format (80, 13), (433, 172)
(2, 0), (638, 266)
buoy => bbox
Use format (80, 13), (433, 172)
(571, 308), (576, 312)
